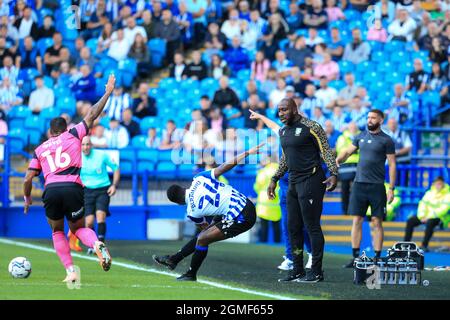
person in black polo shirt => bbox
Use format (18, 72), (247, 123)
(405, 58), (429, 94)
(336, 110), (397, 267)
(268, 98), (338, 283)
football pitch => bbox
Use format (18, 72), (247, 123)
(0, 239), (449, 300)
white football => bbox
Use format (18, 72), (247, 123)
(8, 257), (32, 279)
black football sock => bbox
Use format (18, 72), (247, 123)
(170, 237), (198, 264)
(188, 245), (209, 275)
(97, 222), (106, 243)
(352, 248), (360, 258)
(375, 250), (381, 258)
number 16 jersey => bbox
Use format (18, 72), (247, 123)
(185, 170), (248, 223)
(28, 121), (89, 188)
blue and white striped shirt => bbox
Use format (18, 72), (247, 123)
(185, 170), (247, 223)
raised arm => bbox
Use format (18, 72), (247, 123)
(213, 143), (265, 178)
(84, 74), (116, 128)
(249, 109), (280, 134)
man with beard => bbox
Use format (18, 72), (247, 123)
(336, 110), (396, 267)
(267, 98), (338, 283)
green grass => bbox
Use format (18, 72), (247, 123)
(1, 239), (449, 300)
(0, 241), (298, 300)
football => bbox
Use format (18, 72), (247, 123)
(8, 257), (32, 279)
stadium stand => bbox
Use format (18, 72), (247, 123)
(0, 0), (449, 247)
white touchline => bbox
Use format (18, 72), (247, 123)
(0, 238), (297, 301)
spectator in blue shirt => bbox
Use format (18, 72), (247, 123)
(166, 0), (180, 16)
(70, 64), (97, 104)
(175, 1), (193, 46)
(324, 120), (341, 151)
(238, 0), (251, 21)
(286, 2), (303, 31)
(185, 0), (208, 45)
(328, 27), (345, 61)
(224, 36), (249, 75)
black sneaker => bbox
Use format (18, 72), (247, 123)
(343, 258), (355, 268)
(296, 270), (324, 283)
(152, 255), (177, 270)
(177, 272), (197, 281)
(278, 270), (306, 282)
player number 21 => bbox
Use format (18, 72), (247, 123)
(41, 147), (71, 173)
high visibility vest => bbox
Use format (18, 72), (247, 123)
(336, 130), (360, 164)
(253, 163), (282, 222)
(417, 184), (450, 226)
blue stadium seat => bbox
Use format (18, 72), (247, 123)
(200, 78), (218, 92)
(8, 128), (28, 151)
(56, 96), (76, 116)
(18, 68), (40, 82)
(131, 135), (147, 147)
(384, 41), (406, 53)
(367, 40), (383, 52)
(137, 148), (158, 173)
(148, 38), (166, 68)
(86, 38), (98, 54)
(53, 86), (72, 98)
(118, 58), (137, 76)
(180, 79), (199, 92)
(119, 148), (136, 173)
(355, 61), (372, 73)
(371, 51), (386, 63)
(166, 88), (183, 100)
(36, 37), (53, 56)
(159, 77), (179, 91)
(148, 87), (161, 98)
(391, 50), (410, 64)
(344, 9), (361, 21)
(422, 91), (441, 107)
(338, 60), (355, 74)
(399, 61), (413, 74)
(378, 61), (393, 73)
(156, 161), (177, 176)
(158, 150), (173, 162)
(140, 117), (159, 134)
(185, 88), (202, 102)
(329, 80), (346, 90)
(8, 105), (31, 120)
(24, 115), (44, 133)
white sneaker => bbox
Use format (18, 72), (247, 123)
(305, 253), (313, 270)
(87, 248), (95, 255)
(62, 271), (78, 283)
(94, 241), (112, 272)
(277, 256), (293, 271)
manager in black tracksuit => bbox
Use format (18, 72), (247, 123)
(268, 98), (338, 283)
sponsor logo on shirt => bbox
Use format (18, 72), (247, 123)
(295, 128), (302, 136)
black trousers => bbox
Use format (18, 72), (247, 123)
(259, 219), (281, 243)
(287, 168), (326, 273)
(404, 216), (441, 248)
(341, 179), (352, 215)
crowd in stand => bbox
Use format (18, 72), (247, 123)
(0, 0), (449, 159)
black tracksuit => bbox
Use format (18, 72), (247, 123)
(272, 116), (338, 274)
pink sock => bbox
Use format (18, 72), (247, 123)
(52, 231), (73, 269)
(75, 228), (98, 248)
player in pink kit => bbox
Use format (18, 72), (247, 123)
(23, 75), (116, 283)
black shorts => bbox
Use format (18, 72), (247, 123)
(42, 183), (84, 222)
(84, 186), (111, 216)
(348, 182), (387, 219)
(212, 199), (257, 239)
